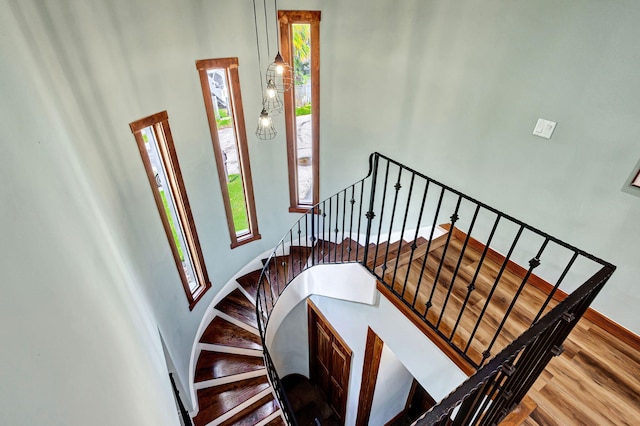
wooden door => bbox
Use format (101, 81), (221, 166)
(355, 328), (384, 426)
(308, 301), (352, 424)
(405, 379), (437, 422)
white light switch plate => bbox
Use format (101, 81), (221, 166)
(533, 118), (557, 139)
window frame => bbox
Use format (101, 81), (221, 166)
(130, 111), (211, 310)
(195, 57), (261, 248)
(279, 10), (321, 213)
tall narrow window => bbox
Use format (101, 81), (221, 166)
(279, 11), (321, 212)
(196, 58), (261, 248)
(130, 111), (211, 310)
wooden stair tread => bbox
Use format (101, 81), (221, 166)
(215, 288), (257, 328)
(263, 247), (312, 296)
(290, 245), (313, 259)
(195, 351), (265, 383)
(312, 239), (337, 263)
(366, 239), (403, 269)
(262, 257), (288, 296)
(193, 376), (271, 426)
(200, 317), (261, 350)
(322, 237), (365, 263)
(218, 393), (280, 426)
(265, 416), (285, 425)
(236, 269), (263, 301)
(370, 240), (413, 276)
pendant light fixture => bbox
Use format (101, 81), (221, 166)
(257, 108), (276, 139)
(252, 0), (277, 140)
(265, 0), (293, 93)
(263, 78), (283, 115)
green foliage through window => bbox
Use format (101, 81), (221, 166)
(227, 174), (249, 234)
(159, 189), (185, 261)
(296, 104), (311, 116)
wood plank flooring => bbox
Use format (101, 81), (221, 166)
(520, 317), (640, 426)
(373, 230), (640, 425)
(385, 234), (558, 366)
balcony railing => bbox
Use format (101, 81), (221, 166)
(256, 152), (615, 425)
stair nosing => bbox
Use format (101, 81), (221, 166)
(198, 343), (263, 357)
(204, 386), (274, 426)
(254, 410), (283, 426)
(195, 369), (267, 390)
(213, 310), (259, 335)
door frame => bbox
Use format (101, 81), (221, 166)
(307, 300), (352, 423)
(355, 327), (384, 426)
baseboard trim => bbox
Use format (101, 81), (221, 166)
(443, 225), (640, 353)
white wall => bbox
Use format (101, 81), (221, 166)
(270, 299), (311, 379)
(0, 2), (179, 423)
(307, 294), (466, 425)
(369, 345), (414, 426)
(269, 289), (464, 426)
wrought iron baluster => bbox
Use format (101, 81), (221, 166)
(356, 180), (365, 261)
(532, 251), (578, 324)
(402, 180), (430, 299)
(266, 258), (277, 314)
(449, 213), (501, 340)
(412, 185), (445, 310)
(362, 154), (380, 268)
(464, 225), (525, 358)
(341, 188), (347, 260)
(381, 166), (403, 283)
(424, 195), (462, 322)
(436, 204), (480, 330)
(334, 194), (341, 262)
(373, 160), (391, 271)
(321, 200), (326, 263)
(484, 238), (550, 363)
(392, 172), (415, 293)
(348, 185), (355, 261)
(310, 207), (316, 266)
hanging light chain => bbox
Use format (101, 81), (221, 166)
(253, 0), (276, 139)
(252, 0), (265, 95)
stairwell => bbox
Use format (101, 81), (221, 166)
(189, 153), (614, 426)
(191, 268), (283, 426)
(190, 231), (491, 425)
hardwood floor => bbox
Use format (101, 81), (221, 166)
(372, 230), (640, 426)
(522, 317), (640, 426)
(382, 232), (559, 367)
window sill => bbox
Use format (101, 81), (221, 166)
(230, 233), (262, 249)
(188, 281), (212, 311)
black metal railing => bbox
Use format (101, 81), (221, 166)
(170, 373), (193, 426)
(255, 152), (614, 425)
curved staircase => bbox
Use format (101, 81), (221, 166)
(191, 266), (284, 426)
(191, 232), (372, 424)
(190, 235), (420, 426)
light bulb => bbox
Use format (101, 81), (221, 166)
(267, 87), (276, 98)
(261, 116), (271, 127)
(276, 64), (284, 75)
